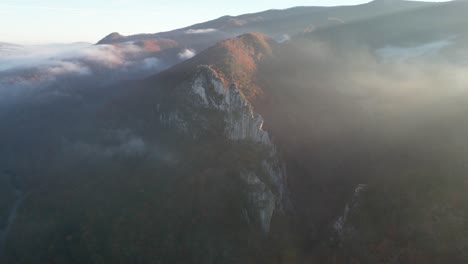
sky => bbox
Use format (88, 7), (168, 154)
(0, 0), (452, 44)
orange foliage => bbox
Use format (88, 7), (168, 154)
(209, 32), (274, 102)
(135, 38), (178, 53)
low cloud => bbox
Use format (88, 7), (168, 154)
(275, 34), (291, 43)
(46, 61), (91, 76)
(78, 43), (144, 67)
(0, 42), (168, 102)
(261, 38), (468, 144)
(0, 42), (160, 74)
(141, 57), (160, 70)
(375, 39), (454, 63)
(178, 48), (196, 60)
(0, 43), (90, 71)
(80, 45), (126, 67)
(185, 28), (218, 34)
(67, 129), (148, 159)
(328, 17), (345, 24)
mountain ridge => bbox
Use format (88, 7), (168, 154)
(96, 1), (435, 45)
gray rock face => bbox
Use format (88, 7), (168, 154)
(189, 66), (270, 144)
(333, 184), (368, 240)
(241, 172), (276, 233)
(239, 156), (289, 233)
(158, 65), (288, 233)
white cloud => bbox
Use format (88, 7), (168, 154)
(0, 43), (90, 71)
(79, 44), (126, 67)
(68, 129), (148, 159)
(0, 42), (152, 72)
(178, 48), (196, 60)
(142, 57), (160, 70)
(328, 17), (345, 24)
(46, 61), (91, 76)
(376, 39), (454, 63)
(275, 34), (291, 43)
(185, 28), (218, 34)
(0, 41), (168, 101)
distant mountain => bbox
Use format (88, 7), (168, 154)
(97, 1), (433, 45)
(95, 0), (435, 76)
(308, 0), (467, 49)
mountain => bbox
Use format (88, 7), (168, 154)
(108, 32), (289, 234)
(308, 0), (468, 49)
(94, 0), (435, 79)
(99, 2), (468, 262)
(97, 0), (433, 45)
(3, 1), (468, 263)
(2, 33), (292, 263)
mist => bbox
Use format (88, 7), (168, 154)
(0, 42), (176, 110)
(185, 28), (218, 34)
(262, 38), (468, 140)
(4, 1), (468, 263)
(259, 36), (468, 186)
(0, 42), (159, 71)
(178, 48), (197, 60)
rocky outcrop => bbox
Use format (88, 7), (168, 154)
(157, 65), (288, 233)
(332, 184), (368, 241)
(241, 172), (276, 233)
(189, 66), (270, 144)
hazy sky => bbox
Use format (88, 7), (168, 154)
(0, 0), (451, 44)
